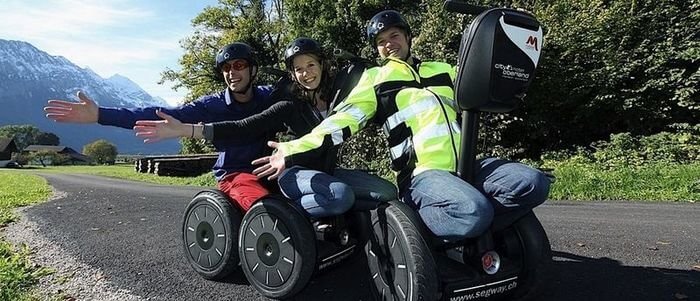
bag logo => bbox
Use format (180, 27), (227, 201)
(526, 36), (539, 51)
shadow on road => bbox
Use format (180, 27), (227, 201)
(541, 251), (699, 301)
(218, 270), (251, 286)
(215, 250), (699, 301)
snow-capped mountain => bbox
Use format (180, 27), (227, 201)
(0, 39), (178, 154)
(105, 74), (169, 107)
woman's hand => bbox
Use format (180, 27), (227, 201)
(133, 110), (193, 143)
(252, 141), (287, 180)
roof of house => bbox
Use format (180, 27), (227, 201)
(0, 137), (18, 153)
(23, 145), (91, 162)
(23, 145), (67, 152)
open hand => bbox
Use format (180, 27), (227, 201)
(252, 141), (287, 180)
(44, 91), (99, 123)
(133, 110), (190, 143)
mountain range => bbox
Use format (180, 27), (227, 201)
(0, 38), (180, 154)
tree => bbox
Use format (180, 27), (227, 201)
(0, 125), (62, 150)
(504, 0), (700, 157)
(35, 132), (60, 146)
(160, 0), (287, 154)
(0, 125), (40, 150)
(164, 0), (698, 161)
(30, 150), (70, 167)
(83, 140), (118, 165)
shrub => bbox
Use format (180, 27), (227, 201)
(83, 140), (118, 165)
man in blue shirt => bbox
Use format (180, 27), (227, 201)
(44, 42), (279, 211)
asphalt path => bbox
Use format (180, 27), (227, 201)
(12, 173), (700, 300)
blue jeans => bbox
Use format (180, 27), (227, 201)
(402, 158), (550, 241)
(278, 166), (397, 218)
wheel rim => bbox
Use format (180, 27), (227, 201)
(257, 233), (280, 266)
(368, 220), (411, 300)
(242, 213), (296, 287)
(184, 203), (228, 269)
(197, 222), (215, 250)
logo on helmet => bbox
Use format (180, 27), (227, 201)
(377, 22), (385, 30)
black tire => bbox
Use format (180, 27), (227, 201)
(366, 201), (438, 301)
(239, 198), (316, 299)
(500, 211), (552, 300)
(182, 190), (242, 280)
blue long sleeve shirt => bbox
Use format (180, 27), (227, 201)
(97, 86), (278, 181)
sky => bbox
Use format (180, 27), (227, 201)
(0, 0), (220, 107)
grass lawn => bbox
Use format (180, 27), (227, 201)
(549, 162), (700, 202)
(23, 163), (216, 187)
(0, 171), (53, 301)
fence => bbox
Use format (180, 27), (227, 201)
(134, 154), (218, 177)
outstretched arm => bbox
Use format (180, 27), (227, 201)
(133, 101), (294, 144)
(44, 91), (99, 123)
(133, 111), (203, 143)
(210, 100), (293, 140)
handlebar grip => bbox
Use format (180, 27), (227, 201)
(443, 0), (487, 15)
(333, 48), (358, 60)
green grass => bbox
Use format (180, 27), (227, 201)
(549, 161), (700, 202)
(0, 171), (54, 301)
(26, 163), (216, 187)
(0, 172), (52, 225)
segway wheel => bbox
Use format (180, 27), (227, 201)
(501, 211), (552, 300)
(183, 190), (242, 280)
(366, 201), (438, 301)
(239, 198), (316, 299)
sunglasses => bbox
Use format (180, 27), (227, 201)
(222, 60), (249, 72)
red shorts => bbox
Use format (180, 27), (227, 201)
(217, 172), (270, 211)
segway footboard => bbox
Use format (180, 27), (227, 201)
(437, 211), (551, 301)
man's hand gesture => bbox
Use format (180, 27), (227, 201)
(44, 91), (99, 123)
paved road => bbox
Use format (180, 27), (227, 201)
(11, 173), (700, 300)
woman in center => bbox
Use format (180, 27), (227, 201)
(134, 37), (396, 218)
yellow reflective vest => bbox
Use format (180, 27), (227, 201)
(278, 56), (460, 188)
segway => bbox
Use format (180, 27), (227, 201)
(366, 1), (551, 300)
(184, 190), (375, 299)
(182, 58), (378, 299)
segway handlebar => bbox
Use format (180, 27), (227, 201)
(443, 0), (488, 15)
(333, 48), (359, 61)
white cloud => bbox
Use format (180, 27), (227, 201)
(0, 0), (200, 106)
(0, 0), (152, 39)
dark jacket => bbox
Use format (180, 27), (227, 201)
(97, 86), (278, 181)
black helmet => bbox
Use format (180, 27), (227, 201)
(366, 10), (411, 46)
(284, 38), (324, 70)
(214, 42), (257, 74)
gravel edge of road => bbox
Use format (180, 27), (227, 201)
(2, 187), (145, 301)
